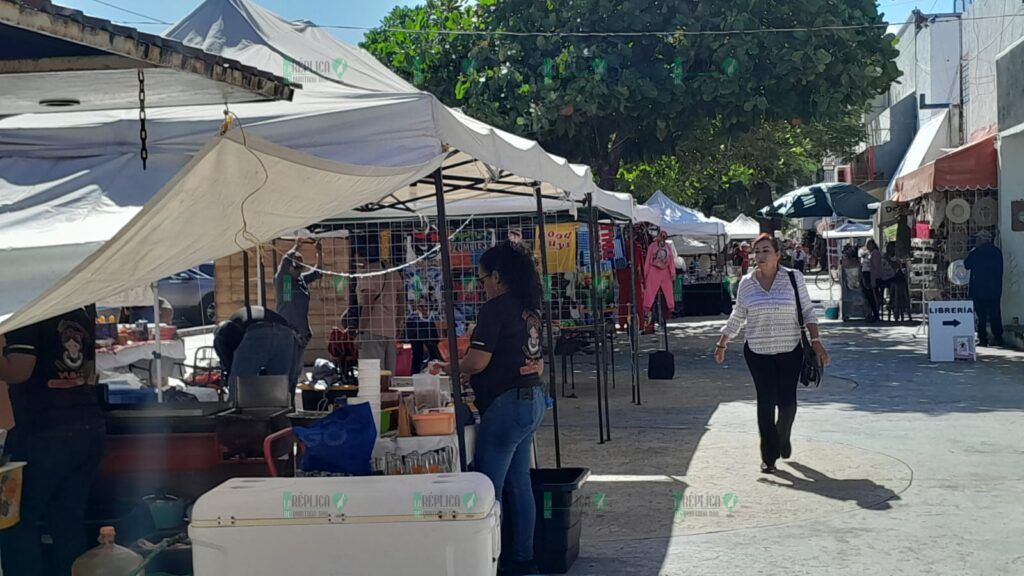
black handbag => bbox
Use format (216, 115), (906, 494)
(787, 270), (823, 387)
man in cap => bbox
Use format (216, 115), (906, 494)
(964, 230), (1004, 347)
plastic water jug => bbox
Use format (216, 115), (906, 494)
(71, 526), (145, 576)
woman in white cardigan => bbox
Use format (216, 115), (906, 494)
(715, 234), (831, 473)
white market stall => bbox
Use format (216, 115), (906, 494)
(726, 214), (761, 240)
(0, 0), (622, 537)
(635, 191), (729, 317)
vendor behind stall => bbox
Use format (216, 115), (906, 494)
(275, 238), (323, 385)
(214, 305), (302, 395)
(445, 242), (546, 576)
(0, 306), (106, 576)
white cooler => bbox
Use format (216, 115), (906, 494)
(189, 473), (499, 576)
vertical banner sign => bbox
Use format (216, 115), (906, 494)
(536, 223), (578, 274)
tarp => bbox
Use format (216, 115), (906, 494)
(821, 221), (874, 239)
(0, 0), (629, 326)
(892, 135), (998, 202)
(637, 191), (727, 239)
(1, 132), (442, 334)
(669, 235), (719, 256)
(726, 214), (760, 240)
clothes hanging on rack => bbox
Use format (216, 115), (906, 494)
(617, 238), (646, 328)
(643, 238), (676, 313)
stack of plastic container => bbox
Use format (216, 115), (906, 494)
(355, 359), (382, 436)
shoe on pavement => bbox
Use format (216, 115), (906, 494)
(761, 462), (777, 474)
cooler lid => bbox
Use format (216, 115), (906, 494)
(190, 472), (495, 527)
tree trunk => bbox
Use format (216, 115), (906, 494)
(754, 182), (779, 233)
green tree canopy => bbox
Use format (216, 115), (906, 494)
(363, 0), (898, 192)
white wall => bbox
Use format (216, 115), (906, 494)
(963, 0), (1024, 138)
(996, 131), (1024, 324)
(917, 16), (963, 125)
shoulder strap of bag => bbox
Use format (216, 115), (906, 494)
(787, 270), (806, 329)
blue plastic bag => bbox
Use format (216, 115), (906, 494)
(293, 402), (376, 475)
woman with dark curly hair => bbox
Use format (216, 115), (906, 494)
(451, 241), (546, 576)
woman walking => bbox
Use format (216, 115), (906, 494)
(443, 242), (546, 576)
(714, 234), (830, 473)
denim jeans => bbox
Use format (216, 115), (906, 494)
(1, 419), (106, 576)
(229, 323), (301, 396)
(473, 387), (546, 562)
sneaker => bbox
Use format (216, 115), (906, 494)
(760, 461), (777, 474)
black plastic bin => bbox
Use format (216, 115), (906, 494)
(531, 467), (590, 574)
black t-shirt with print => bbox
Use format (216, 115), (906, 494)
(469, 293), (543, 415)
(3, 306), (102, 432)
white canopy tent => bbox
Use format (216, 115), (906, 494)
(821, 221), (874, 239)
(0, 0), (630, 331)
(725, 214), (760, 240)
(637, 191), (727, 240)
(669, 236), (716, 256)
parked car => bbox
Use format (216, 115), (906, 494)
(118, 267), (216, 329)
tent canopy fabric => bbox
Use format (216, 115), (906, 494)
(669, 235), (718, 255)
(0, 0), (629, 325)
(758, 183), (878, 221)
(892, 135), (998, 202)
(726, 214), (760, 240)
(1, 132), (442, 334)
(821, 221), (874, 239)
(638, 191), (727, 238)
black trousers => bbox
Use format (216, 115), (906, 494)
(1, 419), (106, 576)
(861, 271), (880, 320)
(974, 298), (1004, 342)
(744, 344), (803, 465)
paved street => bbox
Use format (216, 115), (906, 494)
(533, 315), (1024, 575)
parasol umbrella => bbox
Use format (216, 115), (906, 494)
(757, 183), (878, 221)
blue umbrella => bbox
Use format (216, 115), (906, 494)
(757, 183), (878, 221)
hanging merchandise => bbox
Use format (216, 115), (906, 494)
(578, 225), (591, 268)
(599, 225), (616, 261)
(946, 198), (971, 225)
(643, 235), (676, 313)
(380, 229), (392, 263)
(972, 197), (998, 227)
(613, 227), (627, 269)
(535, 222), (578, 274)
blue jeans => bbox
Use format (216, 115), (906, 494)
(474, 387), (546, 562)
(229, 323), (301, 396)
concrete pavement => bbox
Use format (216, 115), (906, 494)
(532, 317), (1024, 575)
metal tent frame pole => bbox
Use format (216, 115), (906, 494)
(626, 222), (642, 405)
(434, 169), (469, 471)
(534, 184), (562, 468)
(586, 196), (610, 443)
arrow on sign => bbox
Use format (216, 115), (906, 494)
(942, 319), (962, 327)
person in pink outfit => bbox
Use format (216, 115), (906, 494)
(643, 231), (676, 329)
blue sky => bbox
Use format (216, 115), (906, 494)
(55, 0), (925, 47)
